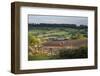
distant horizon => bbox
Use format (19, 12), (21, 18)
(28, 15), (88, 26)
(28, 23), (87, 26)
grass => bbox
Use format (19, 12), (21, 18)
(28, 55), (51, 60)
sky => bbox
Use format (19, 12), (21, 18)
(28, 15), (88, 26)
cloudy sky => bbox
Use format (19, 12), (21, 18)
(28, 15), (88, 26)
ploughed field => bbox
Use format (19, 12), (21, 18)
(28, 24), (88, 60)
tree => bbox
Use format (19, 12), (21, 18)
(28, 32), (43, 53)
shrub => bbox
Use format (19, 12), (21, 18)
(58, 46), (88, 59)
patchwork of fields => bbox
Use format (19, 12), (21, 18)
(28, 24), (88, 60)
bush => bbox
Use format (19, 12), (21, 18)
(58, 46), (88, 59)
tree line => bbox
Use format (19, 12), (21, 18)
(29, 23), (88, 29)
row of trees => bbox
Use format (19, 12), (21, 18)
(29, 23), (87, 30)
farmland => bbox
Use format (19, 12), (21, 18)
(28, 23), (88, 60)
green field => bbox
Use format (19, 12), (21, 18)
(29, 27), (87, 39)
